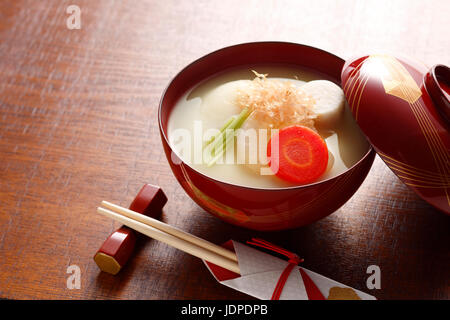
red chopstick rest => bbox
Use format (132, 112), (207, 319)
(94, 184), (168, 275)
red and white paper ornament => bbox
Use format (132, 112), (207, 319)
(204, 239), (376, 300)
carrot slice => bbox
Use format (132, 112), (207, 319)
(267, 125), (328, 184)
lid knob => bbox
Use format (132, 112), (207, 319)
(424, 64), (450, 125)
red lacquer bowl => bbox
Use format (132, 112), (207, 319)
(159, 42), (375, 231)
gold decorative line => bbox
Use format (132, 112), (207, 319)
(407, 86), (449, 173)
(388, 59), (449, 169)
(396, 175), (450, 187)
(343, 59), (366, 92)
(345, 72), (370, 114)
(343, 77), (358, 112)
(383, 159), (446, 181)
(383, 157), (443, 177)
(376, 55), (422, 104)
(411, 88), (448, 161)
(413, 100), (449, 168)
(343, 62), (361, 92)
(410, 98), (450, 205)
(378, 151), (445, 176)
(398, 82), (450, 205)
(390, 60), (447, 171)
(401, 87), (443, 176)
(347, 68), (370, 109)
(384, 159), (445, 182)
(344, 61), (367, 108)
(345, 71), (362, 110)
(411, 104), (450, 202)
(381, 150), (448, 186)
(404, 182), (450, 189)
(343, 71), (362, 112)
(354, 72), (371, 121)
(377, 57), (449, 206)
(411, 102), (449, 184)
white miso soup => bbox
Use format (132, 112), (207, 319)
(168, 65), (369, 188)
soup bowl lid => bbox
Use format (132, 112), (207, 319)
(341, 54), (450, 215)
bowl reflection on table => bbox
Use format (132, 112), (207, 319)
(158, 42), (375, 231)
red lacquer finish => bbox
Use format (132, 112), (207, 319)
(98, 227), (137, 268)
(424, 64), (450, 125)
(129, 184), (168, 218)
(94, 184), (168, 274)
(159, 42), (375, 231)
(342, 55), (450, 214)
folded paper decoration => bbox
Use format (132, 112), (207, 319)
(204, 240), (376, 300)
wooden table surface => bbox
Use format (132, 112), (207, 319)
(0, 0), (449, 300)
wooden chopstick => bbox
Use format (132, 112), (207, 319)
(97, 206), (241, 274)
(100, 201), (238, 263)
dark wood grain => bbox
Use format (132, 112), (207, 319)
(0, 0), (449, 300)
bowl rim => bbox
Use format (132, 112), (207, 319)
(158, 41), (375, 191)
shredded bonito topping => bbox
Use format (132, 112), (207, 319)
(236, 71), (317, 130)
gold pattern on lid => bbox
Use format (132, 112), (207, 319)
(327, 287), (361, 300)
(377, 56), (450, 206)
(343, 57), (371, 120)
(368, 54), (422, 104)
(345, 54), (449, 207)
(379, 151), (450, 189)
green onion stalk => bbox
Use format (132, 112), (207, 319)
(203, 107), (252, 167)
